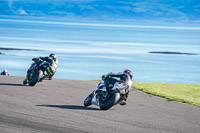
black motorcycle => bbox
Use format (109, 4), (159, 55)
(23, 59), (50, 86)
(84, 75), (133, 110)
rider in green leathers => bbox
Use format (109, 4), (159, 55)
(25, 53), (58, 82)
(34, 53), (58, 80)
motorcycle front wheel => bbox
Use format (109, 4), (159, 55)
(28, 70), (43, 86)
(99, 92), (120, 110)
(83, 93), (93, 107)
(23, 77), (28, 85)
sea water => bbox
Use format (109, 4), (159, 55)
(0, 17), (200, 84)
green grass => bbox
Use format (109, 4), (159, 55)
(134, 82), (200, 107)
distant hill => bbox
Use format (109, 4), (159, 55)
(0, 0), (200, 22)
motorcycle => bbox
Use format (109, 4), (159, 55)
(84, 75), (133, 110)
(23, 59), (50, 86)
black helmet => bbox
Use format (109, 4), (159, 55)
(49, 53), (56, 58)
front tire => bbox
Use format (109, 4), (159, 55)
(23, 77), (28, 85)
(84, 93), (93, 107)
(28, 70), (43, 86)
(99, 92), (120, 110)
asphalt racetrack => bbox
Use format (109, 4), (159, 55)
(0, 76), (200, 133)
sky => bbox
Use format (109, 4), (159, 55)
(0, 0), (200, 23)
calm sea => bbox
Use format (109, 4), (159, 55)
(0, 17), (200, 84)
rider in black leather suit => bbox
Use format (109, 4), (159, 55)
(102, 69), (133, 105)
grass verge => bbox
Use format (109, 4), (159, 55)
(134, 82), (200, 107)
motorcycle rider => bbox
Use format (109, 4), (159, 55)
(33, 53), (58, 80)
(102, 69), (133, 105)
(24, 53), (58, 82)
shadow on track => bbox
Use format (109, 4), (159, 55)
(36, 104), (100, 111)
(0, 83), (25, 86)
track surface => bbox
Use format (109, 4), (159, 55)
(0, 76), (199, 133)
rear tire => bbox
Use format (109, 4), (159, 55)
(28, 70), (43, 86)
(99, 92), (120, 110)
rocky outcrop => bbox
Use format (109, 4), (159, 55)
(149, 51), (198, 55)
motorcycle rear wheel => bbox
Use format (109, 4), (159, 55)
(99, 92), (120, 110)
(28, 70), (43, 86)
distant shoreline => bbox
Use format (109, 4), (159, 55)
(0, 47), (42, 51)
(149, 51), (198, 55)
(0, 47), (43, 55)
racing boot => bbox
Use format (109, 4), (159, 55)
(48, 75), (52, 80)
(119, 100), (127, 105)
(119, 93), (128, 106)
